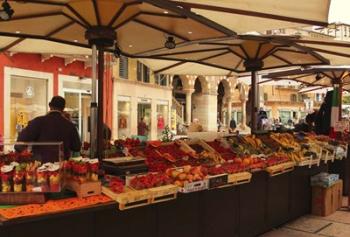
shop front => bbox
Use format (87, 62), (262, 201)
(113, 79), (172, 140)
(3, 67), (53, 140)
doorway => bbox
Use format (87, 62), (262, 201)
(137, 103), (151, 137)
(64, 90), (91, 142)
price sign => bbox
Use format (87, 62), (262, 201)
(208, 174), (228, 189)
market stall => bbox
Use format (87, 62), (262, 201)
(0, 132), (345, 237)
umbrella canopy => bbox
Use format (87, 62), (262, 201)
(0, 0), (234, 54)
(139, 35), (329, 74)
(171, 0), (330, 33)
(294, 37), (350, 65)
(262, 66), (350, 88)
(139, 34), (330, 131)
(0, 0), (236, 159)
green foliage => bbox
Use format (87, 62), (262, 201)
(343, 95), (350, 105)
(161, 125), (173, 142)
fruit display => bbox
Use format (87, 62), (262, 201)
(0, 150), (62, 193)
(241, 135), (272, 154)
(64, 157), (100, 183)
(265, 152), (291, 166)
(270, 133), (301, 151)
(205, 139), (237, 161)
(105, 175), (124, 194)
(166, 165), (207, 188)
(129, 173), (172, 190)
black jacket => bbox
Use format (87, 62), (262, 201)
(17, 111), (81, 161)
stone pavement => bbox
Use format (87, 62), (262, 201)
(261, 198), (350, 237)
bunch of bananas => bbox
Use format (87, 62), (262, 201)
(270, 133), (300, 150)
(243, 135), (262, 149)
(286, 151), (304, 162)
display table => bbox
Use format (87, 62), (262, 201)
(0, 164), (327, 237)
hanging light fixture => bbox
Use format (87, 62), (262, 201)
(113, 43), (121, 58)
(0, 0), (14, 21)
(164, 36), (176, 49)
(315, 72), (322, 81)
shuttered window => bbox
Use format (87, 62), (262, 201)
(119, 56), (128, 79)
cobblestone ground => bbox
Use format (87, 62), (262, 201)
(261, 198), (350, 237)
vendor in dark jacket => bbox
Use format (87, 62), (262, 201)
(17, 96), (81, 162)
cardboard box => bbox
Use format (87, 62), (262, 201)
(312, 180), (343, 216)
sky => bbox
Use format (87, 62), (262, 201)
(329, 0), (350, 24)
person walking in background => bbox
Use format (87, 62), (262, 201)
(315, 91), (333, 135)
(229, 117), (237, 133)
(16, 96), (81, 161)
(137, 117), (149, 136)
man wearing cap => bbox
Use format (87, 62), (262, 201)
(17, 96), (81, 161)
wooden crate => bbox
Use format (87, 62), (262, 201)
(321, 147), (335, 164)
(227, 172), (252, 185)
(312, 180), (343, 216)
(265, 161), (295, 177)
(65, 180), (101, 198)
(297, 156), (321, 168)
(148, 184), (178, 204)
(102, 186), (151, 210)
(0, 192), (46, 205)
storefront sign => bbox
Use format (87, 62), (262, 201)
(138, 98), (151, 104)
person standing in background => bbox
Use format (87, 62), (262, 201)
(16, 96), (81, 161)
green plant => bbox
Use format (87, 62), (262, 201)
(161, 125), (173, 142)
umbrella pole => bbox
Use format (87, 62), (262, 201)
(339, 83), (343, 120)
(97, 48), (105, 160)
(90, 45), (97, 158)
(251, 70), (257, 132)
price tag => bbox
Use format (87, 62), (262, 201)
(208, 174), (228, 189)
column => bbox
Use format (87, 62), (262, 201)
(227, 97), (232, 127)
(185, 89), (194, 125)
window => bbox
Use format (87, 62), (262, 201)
(155, 74), (168, 86)
(119, 56), (128, 79)
(290, 94), (297, 102)
(263, 93), (268, 101)
(10, 76), (48, 140)
(137, 61), (150, 83)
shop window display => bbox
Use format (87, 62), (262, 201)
(10, 76), (48, 140)
(117, 100), (131, 139)
(157, 103), (169, 138)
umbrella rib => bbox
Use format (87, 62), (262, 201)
(92, 0), (101, 26)
(172, 1), (328, 27)
(0, 20), (75, 52)
(234, 59), (243, 71)
(0, 32), (91, 49)
(133, 18), (189, 41)
(270, 53), (292, 65)
(113, 12), (141, 30)
(108, 1), (142, 27)
(148, 47), (229, 57)
(259, 46), (279, 60)
(0, 38), (25, 52)
(140, 12), (186, 19)
(62, 12), (88, 29)
(238, 45), (249, 59)
(10, 11), (62, 21)
(308, 46), (350, 58)
(47, 21), (75, 37)
(254, 43), (263, 60)
(15, 0), (65, 6)
(65, 4), (91, 28)
(154, 61), (186, 74)
(227, 48), (246, 60)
